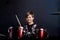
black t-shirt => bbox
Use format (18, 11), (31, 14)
(27, 23), (36, 32)
(23, 23), (39, 39)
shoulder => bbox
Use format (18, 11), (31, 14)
(33, 23), (40, 29)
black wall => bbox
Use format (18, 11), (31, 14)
(0, 0), (59, 37)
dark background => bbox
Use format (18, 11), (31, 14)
(0, 0), (60, 37)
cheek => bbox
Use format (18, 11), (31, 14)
(26, 18), (31, 22)
(26, 18), (29, 21)
(31, 18), (34, 21)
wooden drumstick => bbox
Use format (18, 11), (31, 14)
(15, 14), (22, 27)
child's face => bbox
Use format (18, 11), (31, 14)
(26, 14), (34, 23)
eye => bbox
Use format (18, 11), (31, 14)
(27, 16), (31, 18)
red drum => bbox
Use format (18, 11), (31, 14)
(18, 27), (23, 38)
(39, 28), (44, 39)
(8, 27), (13, 39)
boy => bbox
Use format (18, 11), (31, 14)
(23, 11), (39, 39)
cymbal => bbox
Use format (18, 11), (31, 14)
(51, 12), (60, 15)
(0, 33), (6, 37)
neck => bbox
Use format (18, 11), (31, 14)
(28, 22), (34, 25)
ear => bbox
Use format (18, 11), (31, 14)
(33, 17), (34, 20)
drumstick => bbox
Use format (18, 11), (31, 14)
(15, 14), (22, 27)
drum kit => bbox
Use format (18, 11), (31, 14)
(0, 14), (49, 40)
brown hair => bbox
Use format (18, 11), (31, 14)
(25, 11), (34, 18)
